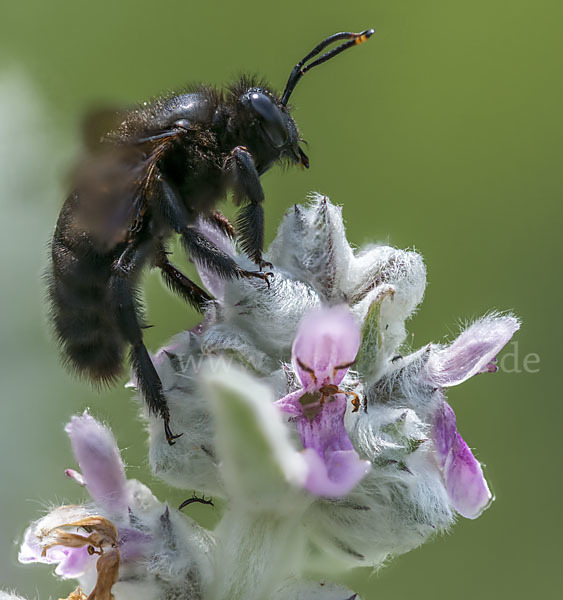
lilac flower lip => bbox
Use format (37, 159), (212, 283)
(433, 400), (493, 519)
(18, 520), (95, 578)
(275, 306), (370, 497)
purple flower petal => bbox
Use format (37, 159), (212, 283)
(18, 526), (94, 579)
(433, 402), (492, 519)
(295, 394), (352, 453)
(292, 306), (361, 389)
(426, 315), (519, 387)
(295, 394), (369, 497)
(54, 545), (93, 578)
(18, 526), (55, 565)
(118, 527), (152, 562)
(274, 389), (307, 416)
(432, 401), (458, 469)
(65, 412), (128, 515)
(302, 448), (371, 497)
(444, 431), (492, 519)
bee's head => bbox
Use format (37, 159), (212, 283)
(239, 88), (308, 173)
(232, 29), (373, 173)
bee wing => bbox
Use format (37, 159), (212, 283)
(72, 132), (179, 251)
(82, 106), (129, 150)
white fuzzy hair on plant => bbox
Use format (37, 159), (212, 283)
(10, 195), (518, 600)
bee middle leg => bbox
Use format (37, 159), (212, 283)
(155, 245), (212, 311)
(181, 226), (273, 286)
(109, 239), (180, 445)
(157, 175), (272, 286)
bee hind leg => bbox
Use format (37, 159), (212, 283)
(109, 239), (181, 445)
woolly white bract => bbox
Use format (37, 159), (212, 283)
(145, 195), (518, 569)
(13, 195), (518, 600)
(16, 410), (357, 600)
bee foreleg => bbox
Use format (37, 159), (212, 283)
(225, 146), (266, 266)
(236, 202), (268, 267)
(109, 240), (181, 445)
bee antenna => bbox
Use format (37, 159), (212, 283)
(280, 28), (375, 106)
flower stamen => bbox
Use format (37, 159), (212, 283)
(318, 384), (361, 412)
(39, 515), (120, 600)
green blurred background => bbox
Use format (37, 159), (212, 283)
(0, 1), (560, 598)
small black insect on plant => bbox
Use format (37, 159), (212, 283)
(48, 29), (374, 444)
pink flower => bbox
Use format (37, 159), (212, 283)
(19, 413), (151, 579)
(275, 307), (370, 497)
(425, 315), (520, 518)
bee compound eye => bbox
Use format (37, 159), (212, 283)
(247, 91), (288, 148)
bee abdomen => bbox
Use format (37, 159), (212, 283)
(49, 234), (125, 385)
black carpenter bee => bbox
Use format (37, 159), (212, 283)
(49, 29), (374, 443)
